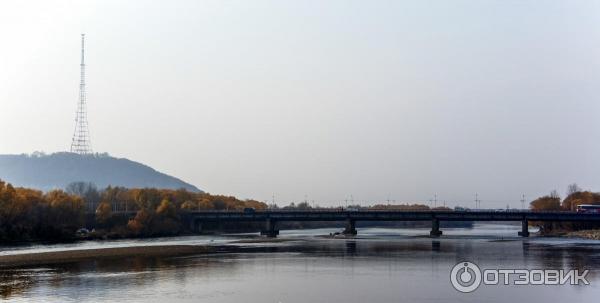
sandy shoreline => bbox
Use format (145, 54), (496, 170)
(0, 245), (215, 268)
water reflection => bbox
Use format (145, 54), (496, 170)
(0, 268), (38, 298)
(1, 228), (600, 302)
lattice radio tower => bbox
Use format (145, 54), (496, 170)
(70, 34), (93, 154)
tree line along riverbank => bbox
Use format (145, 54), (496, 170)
(2, 179), (599, 243)
(1, 179), (473, 243)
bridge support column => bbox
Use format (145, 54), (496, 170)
(430, 218), (442, 237)
(343, 219), (357, 235)
(188, 219), (202, 233)
(518, 219), (530, 237)
(260, 218), (279, 237)
(189, 220), (197, 233)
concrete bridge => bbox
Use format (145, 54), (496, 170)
(182, 210), (600, 237)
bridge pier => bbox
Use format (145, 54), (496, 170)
(188, 219), (203, 233)
(518, 219), (530, 237)
(343, 219), (357, 235)
(430, 218), (442, 237)
(260, 218), (279, 237)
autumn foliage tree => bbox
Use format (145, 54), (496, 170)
(0, 179), (84, 241)
(44, 190), (84, 235)
(95, 202), (112, 225)
(530, 195), (561, 211)
(115, 189), (268, 237)
(562, 191), (600, 211)
(528, 186), (600, 233)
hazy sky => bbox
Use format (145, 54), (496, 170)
(1, 0), (599, 207)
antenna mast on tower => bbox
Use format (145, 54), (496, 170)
(70, 34), (93, 155)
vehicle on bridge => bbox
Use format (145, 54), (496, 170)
(576, 204), (600, 214)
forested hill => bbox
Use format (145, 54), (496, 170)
(0, 152), (201, 192)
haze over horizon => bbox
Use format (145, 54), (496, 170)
(1, 0), (600, 207)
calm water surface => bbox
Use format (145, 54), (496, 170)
(2, 224), (600, 302)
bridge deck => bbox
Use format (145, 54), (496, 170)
(90, 210), (600, 237)
(181, 210), (600, 222)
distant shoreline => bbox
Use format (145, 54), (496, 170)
(565, 229), (600, 240)
(0, 245), (214, 268)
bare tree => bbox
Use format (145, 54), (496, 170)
(66, 182), (100, 211)
(566, 183), (582, 196)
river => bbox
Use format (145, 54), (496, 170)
(2, 223), (600, 302)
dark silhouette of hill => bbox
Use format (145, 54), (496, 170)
(0, 152), (201, 192)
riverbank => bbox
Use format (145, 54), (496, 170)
(566, 229), (600, 240)
(0, 245), (214, 267)
(537, 228), (600, 240)
(0, 236), (298, 268)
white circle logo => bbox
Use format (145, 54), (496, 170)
(450, 261), (482, 293)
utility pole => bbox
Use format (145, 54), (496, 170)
(267, 193), (275, 210)
(475, 193), (481, 209)
(520, 194), (526, 210)
(434, 194), (438, 208)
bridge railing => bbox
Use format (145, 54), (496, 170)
(88, 208), (587, 215)
(178, 209), (570, 215)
